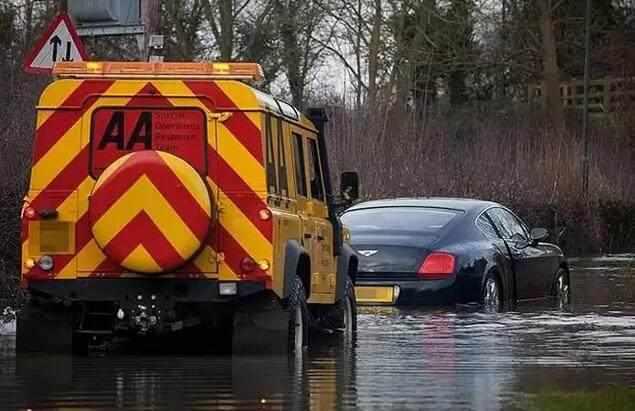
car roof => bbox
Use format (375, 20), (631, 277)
(345, 197), (500, 213)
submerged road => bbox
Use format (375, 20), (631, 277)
(1, 255), (634, 410)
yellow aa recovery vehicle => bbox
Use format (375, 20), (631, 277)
(18, 61), (360, 354)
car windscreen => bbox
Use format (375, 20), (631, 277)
(341, 207), (462, 233)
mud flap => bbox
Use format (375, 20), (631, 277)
(16, 302), (73, 353)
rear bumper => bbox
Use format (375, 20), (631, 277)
(25, 278), (266, 304)
(357, 278), (460, 306)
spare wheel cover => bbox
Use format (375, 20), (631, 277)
(89, 151), (212, 273)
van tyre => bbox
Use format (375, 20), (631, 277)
(16, 301), (73, 353)
(338, 279), (357, 344)
(288, 277), (309, 354)
(232, 277), (309, 355)
(326, 278), (357, 342)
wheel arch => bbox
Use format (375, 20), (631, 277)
(335, 243), (358, 301)
(551, 263), (570, 295)
(283, 240), (311, 299)
(483, 266), (505, 303)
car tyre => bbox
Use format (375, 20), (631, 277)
(555, 268), (570, 308)
(482, 274), (502, 312)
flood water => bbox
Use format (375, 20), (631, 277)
(1, 255), (634, 410)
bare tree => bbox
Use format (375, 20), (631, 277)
(203, 0), (238, 59)
(162, 0), (207, 60)
(275, 0), (333, 109)
(537, 0), (564, 128)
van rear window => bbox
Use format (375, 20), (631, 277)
(90, 108), (207, 177)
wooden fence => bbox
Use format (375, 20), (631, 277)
(529, 78), (635, 115)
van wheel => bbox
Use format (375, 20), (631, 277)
(288, 277), (309, 354)
(232, 277), (309, 355)
(312, 277), (357, 346)
(16, 301), (73, 353)
(332, 279), (357, 342)
(341, 282), (357, 343)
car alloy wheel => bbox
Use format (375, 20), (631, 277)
(483, 276), (501, 312)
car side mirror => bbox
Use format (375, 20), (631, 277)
(340, 171), (360, 202)
(530, 228), (549, 242)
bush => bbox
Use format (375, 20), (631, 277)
(325, 103), (635, 255)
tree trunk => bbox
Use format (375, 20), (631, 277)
(58, 0), (68, 13)
(24, 0), (33, 49)
(448, 69), (467, 106)
(142, 0), (161, 59)
(277, 1), (303, 108)
(367, 0), (382, 109)
(219, 0), (233, 60)
(497, 0), (507, 99)
(354, 0), (362, 108)
(538, 0), (564, 128)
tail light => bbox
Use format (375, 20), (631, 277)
(417, 252), (456, 280)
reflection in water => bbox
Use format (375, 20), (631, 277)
(0, 339), (356, 410)
(0, 255), (634, 410)
(354, 308), (513, 410)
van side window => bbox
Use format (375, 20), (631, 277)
(277, 119), (289, 196)
(292, 133), (307, 197)
(307, 138), (325, 202)
(265, 114), (278, 194)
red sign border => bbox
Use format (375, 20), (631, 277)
(22, 13), (88, 75)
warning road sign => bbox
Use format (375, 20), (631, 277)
(23, 13), (87, 74)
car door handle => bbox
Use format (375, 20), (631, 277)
(304, 233), (312, 239)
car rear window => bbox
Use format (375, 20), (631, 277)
(341, 207), (462, 233)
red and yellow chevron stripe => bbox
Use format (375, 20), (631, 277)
(22, 78), (273, 286)
(90, 151), (212, 273)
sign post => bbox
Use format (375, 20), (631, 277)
(22, 13), (87, 74)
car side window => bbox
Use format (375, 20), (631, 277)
(487, 208), (527, 241)
(476, 214), (500, 240)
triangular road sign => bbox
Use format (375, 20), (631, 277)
(23, 13), (88, 74)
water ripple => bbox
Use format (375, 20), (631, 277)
(0, 256), (634, 410)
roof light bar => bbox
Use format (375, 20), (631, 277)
(53, 61), (264, 81)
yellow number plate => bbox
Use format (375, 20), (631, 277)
(355, 286), (394, 304)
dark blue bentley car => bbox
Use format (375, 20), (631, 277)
(341, 198), (569, 310)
